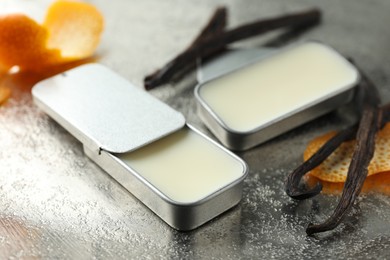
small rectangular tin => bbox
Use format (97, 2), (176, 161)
(83, 124), (247, 231)
(32, 64), (248, 231)
(195, 42), (360, 151)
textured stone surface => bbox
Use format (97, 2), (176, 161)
(1, 0), (390, 259)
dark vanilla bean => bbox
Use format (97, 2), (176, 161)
(307, 110), (379, 234)
(284, 66), (390, 235)
(381, 103), (390, 124)
(189, 7), (227, 47)
(286, 103), (390, 201)
(144, 7), (227, 86)
(305, 73), (381, 235)
(144, 8), (321, 90)
(285, 124), (358, 200)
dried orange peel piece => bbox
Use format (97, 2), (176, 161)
(44, 0), (104, 59)
(0, 0), (103, 72)
(0, 14), (61, 71)
(304, 122), (390, 182)
(0, 86), (11, 105)
(305, 172), (390, 195)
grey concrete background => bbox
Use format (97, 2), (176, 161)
(1, 0), (389, 259)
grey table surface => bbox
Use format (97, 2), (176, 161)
(1, 0), (390, 259)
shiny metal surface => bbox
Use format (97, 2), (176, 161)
(1, 0), (390, 259)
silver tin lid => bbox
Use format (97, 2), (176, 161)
(32, 64), (186, 154)
(197, 47), (275, 83)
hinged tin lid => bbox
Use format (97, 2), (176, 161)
(32, 64), (186, 154)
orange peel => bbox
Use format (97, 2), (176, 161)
(305, 172), (390, 195)
(44, 0), (104, 59)
(304, 122), (390, 183)
(0, 0), (103, 72)
(0, 86), (11, 105)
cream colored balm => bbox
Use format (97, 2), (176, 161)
(196, 42), (359, 150)
(119, 127), (246, 204)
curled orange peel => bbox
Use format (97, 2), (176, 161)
(0, 86), (11, 105)
(0, 0), (104, 72)
(304, 123), (390, 182)
(44, 0), (104, 59)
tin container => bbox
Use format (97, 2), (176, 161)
(32, 64), (248, 231)
(195, 42), (360, 151)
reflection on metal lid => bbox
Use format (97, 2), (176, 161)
(32, 64), (186, 154)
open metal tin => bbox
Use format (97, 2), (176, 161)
(195, 42), (360, 151)
(32, 64), (248, 231)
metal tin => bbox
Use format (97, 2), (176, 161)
(83, 124), (247, 231)
(195, 42), (360, 151)
(32, 64), (248, 231)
